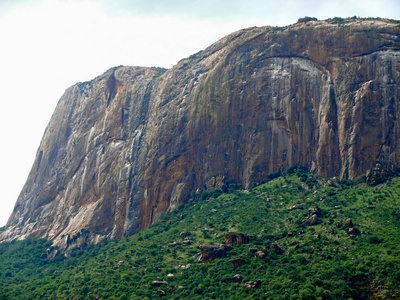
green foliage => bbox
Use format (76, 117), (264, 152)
(330, 17), (346, 25)
(1, 172), (400, 298)
(188, 50), (203, 60)
(150, 67), (167, 81)
(298, 16), (318, 23)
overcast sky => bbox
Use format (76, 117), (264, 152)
(0, 0), (399, 227)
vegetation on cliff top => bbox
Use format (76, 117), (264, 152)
(1, 169), (400, 299)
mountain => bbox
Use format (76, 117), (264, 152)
(1, 171), (400, 298)
(1, 18), (400, 250)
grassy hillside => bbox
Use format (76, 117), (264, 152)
(1, 169), (400, 299)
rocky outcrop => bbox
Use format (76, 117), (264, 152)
(199, 243), (232, 263)
(267, 243), (284, 255)
(232, 274), (243, 283)
(225, 232), (249, 246)
(229, 258), (247, 268)
(243, 280), (262, 289)
(152, 280), (168, 287)
(2, 18), (400, 249)
(366, 164), (390, 185)
(303, 206), (322, 226)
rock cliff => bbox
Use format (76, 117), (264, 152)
(2, 18), (400, 249)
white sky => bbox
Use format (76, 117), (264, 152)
(0, 0), (399, 227)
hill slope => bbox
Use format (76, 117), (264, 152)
(1, 170), (400, 299)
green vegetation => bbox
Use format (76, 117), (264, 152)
(1, 170), (400, 299)
(297, 17), (318, 23)
(187, 50), (204, 61)
(150, 67), (168, 81)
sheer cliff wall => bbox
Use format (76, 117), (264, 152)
(2, 19), (399, 249)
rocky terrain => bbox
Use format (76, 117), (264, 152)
(1, 171), (400, 298)
(1, 18), (399, 250)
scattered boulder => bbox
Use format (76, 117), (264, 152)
(229, 258), (247, 268)
(290, 203), (305, 210)
(180, 231), (190, 237)
(174, 264), (192, 270)
(152, 280), (168, 287)
(267, 243), (284, 255)
(199, 243), (232, 263)
(255, 251), (266, 259)
(302, 206), (321, 226)
(303, 214), (319, 226)
(205, 175), (225, 190)
(344, 218), (353, 227)
(174, 285), (184, 290)
(156, 290), (166, 297)
(232, 274), (243, 283)
(308, 206), (322, 217)
(366, 164), (389, 186)
(348, 228), (360, 236)
(225, 232), (249, 246)
(243, 280), (262, 289)
(193, 253), (202, 263)
(182, 238), (191, 245)
(177, 214), (183, 220)
(168, 241), (177, 247)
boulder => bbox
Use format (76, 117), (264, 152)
(308, 206), (322, 217)
(348, 228), (360, 236)
(303, 214), (319, 226)
(229, 258), (247, 268)
(366, 164), (389, 186)
(267, 243), (284, 255)
(199, 243), (232, 263)
(225, 232), (249, 246)
(302, 206), (321, 226)
(243, 280), (262, 289)
(193, 253), (202, 263)
(255, 251), (266, 259)
(152, 280), (168, 287)
(156, 290), (166, 297)
(174, 264), (192, 270)
(232, 274), (243, 283)
(344, 218), (353, 227)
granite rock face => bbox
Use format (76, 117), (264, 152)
(2, 19), (400, 249)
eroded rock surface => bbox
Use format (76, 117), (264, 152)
(225, 232), (249, 246)
(199, 243), (232, 263)
(2, 19), (400, 249)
